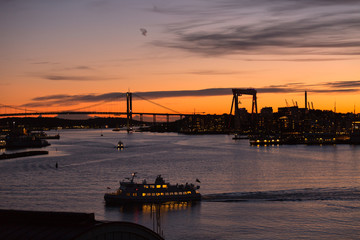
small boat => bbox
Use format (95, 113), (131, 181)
(104, 173), (201, 205)
(232, 134), (249, 140)
(117, 141), (124, 149)
(30, 131), (60, 139)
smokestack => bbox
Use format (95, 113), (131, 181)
(305, 91), (307, 110)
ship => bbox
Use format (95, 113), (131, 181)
(5, 135), (50, 149)
(104, 173), (201, 205)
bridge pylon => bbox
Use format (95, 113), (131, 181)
(126, 92), (132, 132)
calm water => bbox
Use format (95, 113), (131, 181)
(1, 129), (360, 239)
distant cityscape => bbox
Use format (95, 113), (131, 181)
(1, 104), (360, 142)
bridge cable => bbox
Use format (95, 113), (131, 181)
(132, 93), (182, 114)
(0, 104), (38, 113)
(62, 93), (126, 112)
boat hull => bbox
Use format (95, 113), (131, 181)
(104, 193), (201, 205)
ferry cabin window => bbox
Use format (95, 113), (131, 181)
(142, 193), (146, 197)
(156, 185), (161, 188)
(170, 192), (174, 195)
(150, 185), (155, 188)
(132, 193), (137, 197)
(126, 193), (130, 196)
(152, 193), (155, 196)
(144, 185), (149, 188)
(162, 185), (167, 188)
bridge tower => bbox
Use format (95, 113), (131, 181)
(230, 88), (257, 131)
(126, 92), (132, 132)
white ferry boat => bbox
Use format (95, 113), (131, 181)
(104, 173), (201, 204)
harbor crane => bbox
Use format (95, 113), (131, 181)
(230, 88), (257, 131)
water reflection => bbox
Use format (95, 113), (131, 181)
(112, 201), (198, 213)
(104, 201), (201, 236)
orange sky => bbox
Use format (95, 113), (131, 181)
(1, 1), (360, 116)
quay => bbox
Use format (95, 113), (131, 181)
(0, 150), (48, 160)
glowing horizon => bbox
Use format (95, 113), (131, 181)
(1, 1), (360, 115)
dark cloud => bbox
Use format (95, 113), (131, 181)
(187, 70), (246, 75)
(244, 58), (355, 62)
(32, 94), (72, 101)
(31, 61), (59, 65)
(43, 75), (112, 81)
(44, 75), (95, 81)
(323, 80), (360, 88)
(154, 0), (360, 56)
(73, 66), (92, 70)
(22, 80), (360, 108)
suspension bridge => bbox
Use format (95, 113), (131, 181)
(1, 92), (196, 122)
(0, 89), (258, 130)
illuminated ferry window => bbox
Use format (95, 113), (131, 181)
(147, 193), (151, 196)
(132, 193), (137, 197)
(165, 193), (169, 196)
(170, 192), (174, 195)
(152, 193), (155, 196)
(174, 192), (178, 195)
(142, 193), (146, 197)
(179, 192), (183, 195)
(126, 193), (130, 196)
(156, 185), (161, 188)
(150, 185), (155, 188)
(144, 185), (149, 188)
(156, 193), (160, 196)
(162, 185), (167, 188)
(160, 193), (164, 196)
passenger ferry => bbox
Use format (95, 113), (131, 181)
(104, 173), (201, 204)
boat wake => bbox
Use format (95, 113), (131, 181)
(203, 187), (360, 202)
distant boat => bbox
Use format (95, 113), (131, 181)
(104, 173), (201, 205)
(117, 141), (124, 149)
(249, 135), (282, 145)
(30, 131), (60, 139)
(232, 134), (249, 140)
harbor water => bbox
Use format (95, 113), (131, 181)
(1, 129), (360, 239)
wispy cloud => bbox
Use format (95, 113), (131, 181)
(43, 75), (100, 81)
(321, 80), (360, 89)
(42, 75), (116, 81)
(153, 0), (360, 57)
(72, 66), (93, 70)
(186, 70), (247, 75)
(243, 58), (355, 62)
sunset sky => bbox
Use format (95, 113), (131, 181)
(1, 0), (360, 115)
